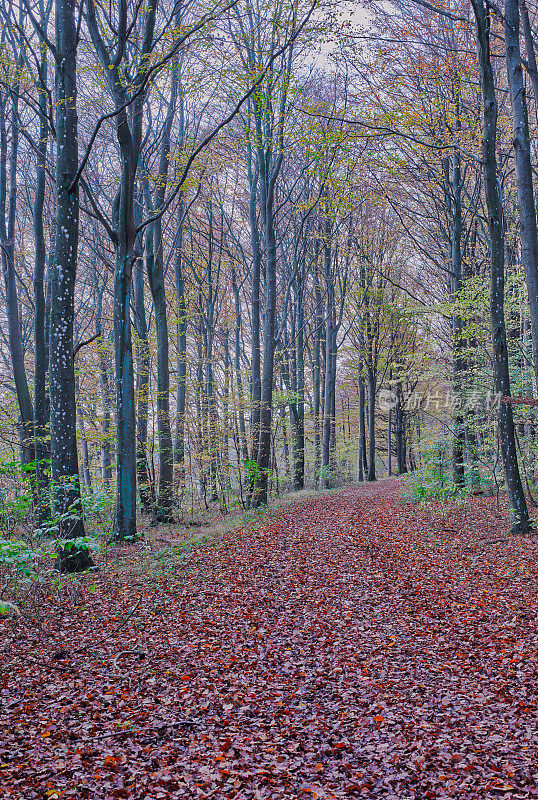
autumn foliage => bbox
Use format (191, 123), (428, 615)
(2, 480), (538, 798)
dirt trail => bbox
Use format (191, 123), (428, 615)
(2, 480), (538, 799)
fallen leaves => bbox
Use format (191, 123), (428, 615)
(2, 478), (538, 798)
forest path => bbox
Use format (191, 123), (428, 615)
(3, 479), (538, 798)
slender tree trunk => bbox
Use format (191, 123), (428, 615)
(0, 76), (34, 467)
(222, 332), (232, 491)
(313, 243), (322, 485)
(293, 278), (305, 489)
(98, 346), (113, 489)
(451, 149), (466, 487)
(133, 238), (155, 516)
(195, 294), (206, 501)
(113, 239), (137, 540)
(321, 223), (336, 487)
(330, 367), (337, 457)
(520, 1), (538, 122)
(50, 0), (92, 570)
(86, 0), (159, 541)
(254, 172), (278, 506)
(146, 221), (174, 521)
(145, 74), (176, 521)
(395, 383), (407, 475)
(367, 371), (376, 482)
(387, 407), (392, 477)
(472, 0), (531, 533)
(357, 364), (366, 481)
(232, 268), (249, 463)
(174, 195), (188, 490)
(76, 378), (92, 492)
(34, 53), (51, 523)
(94, 284), (112, 489)
(206, 342), (219, 503)
(504, 0), (538, 392)
(249, 160), (262, 463)
(280, 401), (291, 480)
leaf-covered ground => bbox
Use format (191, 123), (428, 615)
(2, 479), (538, 799)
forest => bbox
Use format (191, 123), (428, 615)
(3, 0), (538, 797)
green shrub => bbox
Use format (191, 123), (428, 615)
(405, 437), (470, 502)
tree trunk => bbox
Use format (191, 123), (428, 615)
(0, 74), (34, 467)
(451, 149), (466, 487)
(321, 223), (336, 488)
(94, 285), (112, 489)
(174, 195), (188, 490)
(313, 242), (322, 485)
(34, 53), (51, 523)
(367, 371), (376, 482)
(357, 364), (367, 481)
(280, 401), (291, 480)
(232, 268), (249, 463)
(253, 171), (278, 506)
(293, 278), (305, 489)
(85, 0), (159, 542)
(520, 1), (538, 122)
(472, 0), (531, 534)
(133, 236), (155, 516)
(395, 383), (407, 475)
(504, 0), (538, 392)
(387, 407), (392, 477)
(145, 75), (176, 521)
(249, 159), (262, 464)
(146, 217), (174, 521)
(113, 241), (137, 540)
(51, 0), (92, 571)
(76, 378), (92, 492)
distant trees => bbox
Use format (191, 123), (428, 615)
(2, 0), (538, 554)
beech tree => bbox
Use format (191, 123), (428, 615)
(2, 0), (538, 559)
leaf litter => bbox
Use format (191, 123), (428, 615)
(2, 478), (538, 799)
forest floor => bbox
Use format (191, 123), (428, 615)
(2, 479), (538, 799)
(138, 484), (350, 550)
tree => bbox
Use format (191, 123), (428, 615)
(49, 0), (93, 569)
(471, 0), (531, 534)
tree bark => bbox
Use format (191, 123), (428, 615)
(504, 0), (538, 392)
(472, 0), (531, 534)
(86, 0), (159, 541)
(357, 363), (367, 481)
(293, 275), (305, 489)
(395, 383), (407, 475)
(313, 241), (322, 485)
(231, 267), (249, 463)
(321, 219), (337, 487)
(133, 227), (155, 517)
(34, 51), (51, 523)
(253, 165), (278, 506)
(451, 149), (466, 487)
(248, 156), (262, 464)
(0, 68), (34, 467)
(367, 370), (376, 482)
(50, 0), (92, 570)
(145, 70), (177, 521)
(174, 195), (188, 490)
(93, 275), (113, 489)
